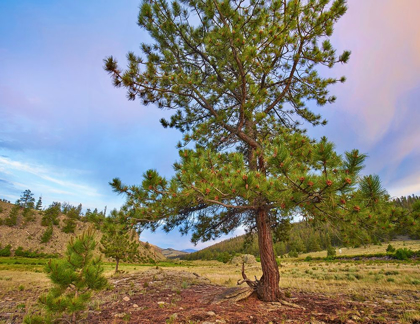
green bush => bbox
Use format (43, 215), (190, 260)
(5, 204), (20, 226)
(40, 226), (53, 244)
(327, 245), (336, 258)
(14, 247), (57, 259)
(304, 256), (313, 261)
(0, 244), (12, 257)
(394, 248), (414, 260)
(386, 244), (395, 253)
(288, 250), (298, 258)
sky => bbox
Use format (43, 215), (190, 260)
(1, 0), (419, 250)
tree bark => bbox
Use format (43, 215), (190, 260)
(115, 258), (120, 273)
(255, 207), (282, 301)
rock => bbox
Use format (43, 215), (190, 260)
(207, 311), (216, 316)
(383, 299), (393, 304)
(132, 304), (139, 308)
(123, 296), (130, 302)
(157, 301), (165, 305)
(114, 313), (126, 318)
(230, 254), (257, 265)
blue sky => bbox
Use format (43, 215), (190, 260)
(1, 1), (420, 250)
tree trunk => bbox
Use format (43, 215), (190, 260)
(256, 207), (282, 301)
(115, 258), (120, 273)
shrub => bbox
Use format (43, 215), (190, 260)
(386, 244), (395, 253)
(394, 248), (414, 260)
(40, 226), (53, 244)
(288, 250), (298, 258)
(0, 244), (12, 257)
(5, 204), (20, 226)
(327, 245), (336, 258)
(304, 256), (313, 261)
(14, 247), (57, 259)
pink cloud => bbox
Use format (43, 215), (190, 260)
(333, 0), (420, 145)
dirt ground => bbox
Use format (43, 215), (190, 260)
(4, 267), (418, 324)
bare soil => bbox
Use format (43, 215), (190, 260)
(3, 267), (417, 324)
(88, 269), (419, 323)
(0, 201), (164, 261)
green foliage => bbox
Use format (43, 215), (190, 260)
(38, 229), (107, 322)
(40, 225), (53, 244)
(327, 245), (336, 258)
(17, 189), (35, 209)
(61, 217), (76, 233)
(288, 250), (299, 258)
(35, 196), (43, 210)
(0, 244), (12, 257)
(386, 244), (395, 253)
(394, 248), (414, 261)
(104, 0), (412, 300)
(83, 208), (105, 228)
(100, 209), (140, 272)
(22, 207), (36, 222)
(24, 314), (53, 324)
(41, 202), (61, 226)
(4, 204), (20, 226)
(61, 203), (82, 234)
(14, 247), (57, 259)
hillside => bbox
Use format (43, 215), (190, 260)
(183, 213), (420, 262)
(0, 201), (165, 261)
(158, 247), (190, 259)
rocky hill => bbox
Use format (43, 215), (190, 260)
(0, 201), (165, 261)
(158, 247), (190, 259)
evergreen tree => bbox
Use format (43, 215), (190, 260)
(35, 196), (43, 210)
(99, 209), (140, 272)
(105, 0), (407, 301)
(41, 202), (61, 227)
(5, 203), (20, 227)
(18, 189), (35, 209)
(34, 229), (107, 323)
(40, 225), (54, 244)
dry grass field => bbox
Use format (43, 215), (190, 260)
(1, 241), (419, 323)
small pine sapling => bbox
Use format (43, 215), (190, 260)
(34, 228), (107, 323)
(100, 209), (140, 272)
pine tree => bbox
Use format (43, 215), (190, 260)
(5, 203), (20, 227)
(36, 229), (107, 323)
(18, 189), (35, 209)
(35, 196), (43, 210)
(104, 0), (409, 301)
(41, 202), (61, 227)
(99, 209), (140, 272)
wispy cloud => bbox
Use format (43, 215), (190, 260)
(0, 156), (101, 198)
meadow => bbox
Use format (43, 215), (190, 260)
(1, 241), (420, 323)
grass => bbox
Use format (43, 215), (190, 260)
(298, 239), (420, 259)
(1, 240), (420, 322)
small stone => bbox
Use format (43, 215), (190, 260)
(132, 304), (139, 308)
(207, 311), (216, 316)
(123, 296), (130, 302)
(157, 301), (165, 305)
(383, 299), (393, 304)
(179, 307), (184, 310)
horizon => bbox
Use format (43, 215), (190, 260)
(1, 1), (420, 250)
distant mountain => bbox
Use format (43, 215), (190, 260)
(181, 249), (197, 253)
(158, 248), (190, 259)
